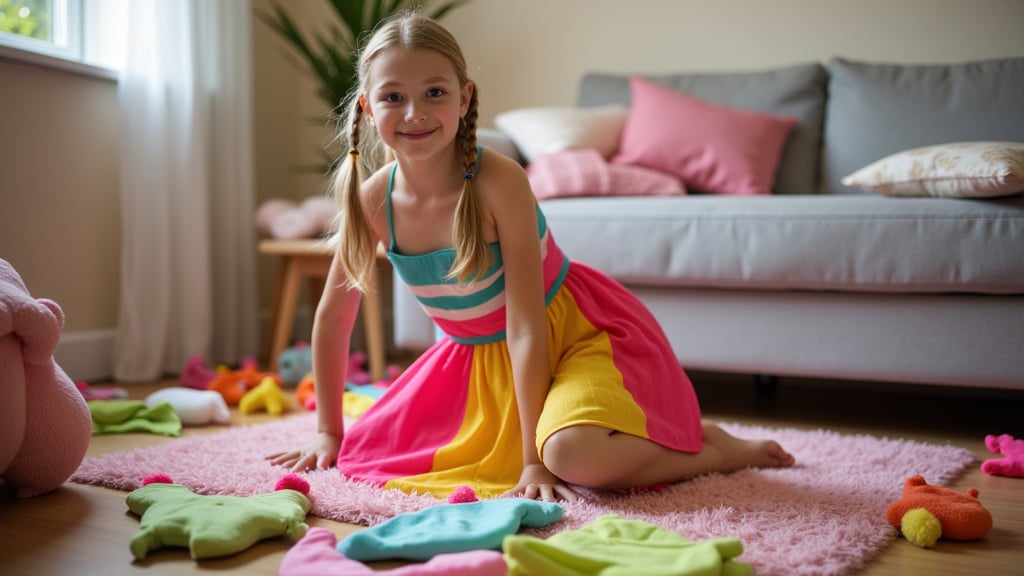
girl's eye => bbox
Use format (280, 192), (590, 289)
(382, 93), (402, 103)
(427, 88), (446, 98)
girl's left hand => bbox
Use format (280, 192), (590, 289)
(500, 463), (580, 502)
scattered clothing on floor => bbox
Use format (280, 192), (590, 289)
(503, 514), (752, 576)
(337, 498), (564, 562)
(281, 527), (507, 576)
(88, 399), (182, 437)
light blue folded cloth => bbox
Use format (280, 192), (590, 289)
(337, 498), (564, 562)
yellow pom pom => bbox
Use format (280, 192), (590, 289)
(901, 508), (942, 548)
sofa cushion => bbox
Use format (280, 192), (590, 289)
(842, 141), (1024, 198)
(822, 57), (1024, 195)
(540, 195), (1024, 294)
(493, 105), (628, 162)
(526, 149), (685, 200)
(578, 62), (827, 195)
(611, 76), (797, 196)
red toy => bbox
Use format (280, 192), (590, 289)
(206, 357), (279, 406)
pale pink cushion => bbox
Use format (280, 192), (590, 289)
(612, 76), (798, 195)
(527, 148), (685, 200)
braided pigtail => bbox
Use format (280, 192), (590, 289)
(332, 97), (376, 292)
(447, 87), (493, 285)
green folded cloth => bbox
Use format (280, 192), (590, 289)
(503, 514), (752, 576)
(89, 399), (182, 437)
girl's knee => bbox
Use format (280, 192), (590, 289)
(542, 425), (614, 487)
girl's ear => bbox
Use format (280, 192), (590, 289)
(359, 94), (373, 122)
(460, 81), (474, 117)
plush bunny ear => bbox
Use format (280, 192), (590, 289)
(16, 297), (64, 365)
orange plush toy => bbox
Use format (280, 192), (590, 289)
(886, 475), (992, 548)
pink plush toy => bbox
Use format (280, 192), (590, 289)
(256, 196), (337, 240)
(982, 434), (1024, 478)
(0, 258), (92, 498)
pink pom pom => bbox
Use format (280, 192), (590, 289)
(275, 473), (310, 495)
(142, 473), (174, 486)
(447, 484), (479, 504)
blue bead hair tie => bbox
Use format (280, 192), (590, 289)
(463, 172), (474, 181)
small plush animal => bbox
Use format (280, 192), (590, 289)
(277, 342), (312, 386)
(1, 258), (92, 498)
(981, 433), (1024, 478)
(886, 475), (992, 548)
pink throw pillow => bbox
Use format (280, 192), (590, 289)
(527, 148), (685, 200)
(612, 76), (798, 195)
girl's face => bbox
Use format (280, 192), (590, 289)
(362, 46), (472, 160)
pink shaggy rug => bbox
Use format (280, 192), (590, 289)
(73, 412), (974, 576)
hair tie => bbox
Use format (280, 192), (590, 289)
(348, 148), (360, 158)
(463, 172), (474, 181)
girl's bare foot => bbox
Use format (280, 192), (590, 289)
(701, 420), (795, 472)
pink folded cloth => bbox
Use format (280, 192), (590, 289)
(279, 527), (507, 576)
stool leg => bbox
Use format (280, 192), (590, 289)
(262, 259), (288, 367)
(271, 257), (302, 373)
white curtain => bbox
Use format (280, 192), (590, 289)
(113, 0), (259, 381)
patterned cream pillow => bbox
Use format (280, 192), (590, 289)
(494, 105), (628, 163)
(842, 141), (1024, 198)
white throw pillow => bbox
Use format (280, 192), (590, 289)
(842, 141), (1024, 198)
(494, 105), (629, 162)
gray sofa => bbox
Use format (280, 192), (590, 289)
(393, 56), (1024, 391)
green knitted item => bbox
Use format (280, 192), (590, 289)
(88, 399), (182, 437)
(503, 514), (752, 576)
(126, 482), (310, 560)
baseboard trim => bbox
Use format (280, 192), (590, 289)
(55, 329), (116, 383)
(54, 312), (320, 384)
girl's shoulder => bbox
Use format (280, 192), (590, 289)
(476, 148), (531, 201)
(360, 160), (394, 209)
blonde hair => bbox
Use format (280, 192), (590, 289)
(332, 12), (489, 292)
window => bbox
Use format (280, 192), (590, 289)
(0, 0), (128, 76)
(0, 0), (83, 62)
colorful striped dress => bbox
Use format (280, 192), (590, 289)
(337, 155), (703, 498)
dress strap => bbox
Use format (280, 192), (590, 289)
(386, 162), (399, 253)
(385, 146), (485, 253)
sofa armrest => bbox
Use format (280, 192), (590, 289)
(478, 127), (524, 165)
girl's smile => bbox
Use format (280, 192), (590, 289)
(363, 47), (472, 156)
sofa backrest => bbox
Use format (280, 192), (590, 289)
(578, 63), (828, 195)
(822, 56), (1024, 195)
(579, 57), (1024, 197)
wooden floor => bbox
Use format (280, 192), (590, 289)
(2, 371), (1022, 575)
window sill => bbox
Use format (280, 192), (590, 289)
(0, 44), (116, 81)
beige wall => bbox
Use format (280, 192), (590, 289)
(1, 0), (1022, 380)
(446, 0), (1024, 123)
(0, 58), (121, 331)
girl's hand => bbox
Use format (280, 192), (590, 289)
(265, 432), (342, 473)
(500, 463), (580, 502)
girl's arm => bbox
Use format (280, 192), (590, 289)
(266, 169), (388, 472)
(264, 254), (362, 472)
(311, 254), (363, 440)
(486, 153), (575, 500)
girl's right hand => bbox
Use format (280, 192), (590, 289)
(265, 432), (342, 473)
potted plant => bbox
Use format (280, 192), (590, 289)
(257, 0), (472, 172)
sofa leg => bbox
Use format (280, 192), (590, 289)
(754, 374), (779, 399)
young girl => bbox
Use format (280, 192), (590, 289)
(267, 13), (794, 502)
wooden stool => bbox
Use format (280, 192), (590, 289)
(259, 239), (389, 380)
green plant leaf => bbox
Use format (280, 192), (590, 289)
(256, 0), (474, 171)
(429, 0), (473, 21)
